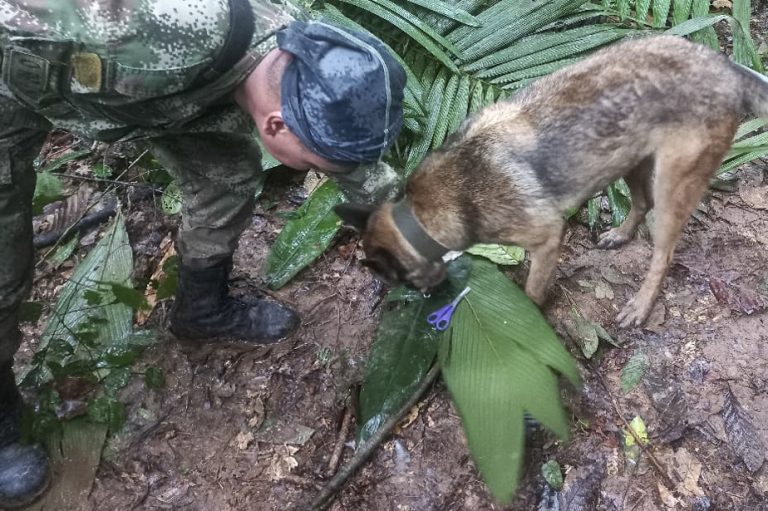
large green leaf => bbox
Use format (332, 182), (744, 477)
(263, 180), (344, 289)
(439, 257), (580, 503)
(337, 0), (460, 71)
(25, 216), (134, 386)
(357, 258), (470, 444)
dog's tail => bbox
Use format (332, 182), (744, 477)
(736, 63), (768, 118)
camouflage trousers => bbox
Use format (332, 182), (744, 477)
(0, 95), (264, 363)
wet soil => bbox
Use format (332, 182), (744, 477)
(25, 157), (757, 511)
(14, 15), (768, 511)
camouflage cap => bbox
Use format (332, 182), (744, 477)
(276, 21), (406, 164)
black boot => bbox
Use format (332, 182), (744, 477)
(169, 259), (300, 343)
(0, 361), (50, 509)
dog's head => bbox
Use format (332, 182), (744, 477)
(334, 202), (447, 293)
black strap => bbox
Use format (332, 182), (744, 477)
(391, 199), (449, 262)
(197, 0), (255, 84)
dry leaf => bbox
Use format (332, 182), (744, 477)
(594, 281), (614, 300)
(709, 277), (768, 316)
(739, 186), (768, 210)
(657, 482), (683, 509)
(269, 445), (299, 480)
(234, 430), (254, 450)
(136, 235), (175, 325)
(670, 448), (705, 497)
(712, 0), (732, 9)
(394, 402), (424, 434)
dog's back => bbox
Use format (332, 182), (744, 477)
(396, 35), (768, 327)
(443, 35), (766, 212)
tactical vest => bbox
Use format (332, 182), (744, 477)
(0, 0), (300, 141)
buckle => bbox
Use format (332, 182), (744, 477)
(70, 52), (102, 93)
(3, 48), (50, 104)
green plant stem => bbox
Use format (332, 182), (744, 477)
(308, 363), (441, 511)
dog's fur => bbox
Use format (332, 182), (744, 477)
(335, 36), (768, 328)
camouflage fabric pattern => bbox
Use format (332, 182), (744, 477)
(0, 95), (49, 363)
(0, 0), (300, 141)
(0, 1), (403, 360)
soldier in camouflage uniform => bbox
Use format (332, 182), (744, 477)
(0, 0), (406, 506)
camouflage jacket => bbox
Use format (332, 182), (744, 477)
(0, 0), (401, 204)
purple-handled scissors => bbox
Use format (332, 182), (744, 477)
(427, 286), (471, 331)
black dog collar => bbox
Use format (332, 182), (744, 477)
(391, 199), (449, 261)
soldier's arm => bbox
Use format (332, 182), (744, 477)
(326, 160), (403, 205)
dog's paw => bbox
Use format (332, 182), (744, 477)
(596, 229), (632, 250)
(616, 296), (653, 328)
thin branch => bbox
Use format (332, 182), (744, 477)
(51, 172), (162, 191)
(326, 404), (354, 477)
(307, 363), (441, 511)
(593, 370), (676, 490)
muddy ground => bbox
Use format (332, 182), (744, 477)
(12, 17), (768, 511)
(14, 146), (767, 511)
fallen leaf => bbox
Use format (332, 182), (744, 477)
(709, 277), (768, 315)
(269, 445), (299, 481)
(644, 369), (689, 442)
(658, 482), (683, 508)
(712, 0), (732, 9)
(136, 235), (175, 326)
(624, 415), (649, 447)
(247, 397), (265, 429)
(674, 448), (704, 497)
(566, 312), (599, 359)
(234, 430), (254, 450)
(594, 281), (614, 300)
(739, 186), (768, 210)
(621, 352), (648, 394)
(541, 459), (564, 491)
(722, 389), (765, 472)
(394, 402), (424, 434)
(600, 266), (633, 286)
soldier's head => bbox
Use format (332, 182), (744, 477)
(236, 21), (406, 172)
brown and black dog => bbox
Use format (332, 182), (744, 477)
(335, 36), (768, 328)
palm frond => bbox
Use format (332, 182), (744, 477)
(404, 0), (480, 26)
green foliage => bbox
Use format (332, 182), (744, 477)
(263, 180), (345, 289)
(439, 257), (580, 503)
(91, 162), (113, 178)
(33, 172), (64, 214)
(21, 216), (156, 441)
(160, 181), (182, 215)
(36, 149), (90, 174)
(155, 255), (179, 300)
(620, 350), (649, 393)
(51, 234), (80, 266)
(357, 258), (470, 444)
(542, 459), (564, 490)
(466, 244), (525, 265)
(87, 396), (126, 432)
(274, 0), (768, 290)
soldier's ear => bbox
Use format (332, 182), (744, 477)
(334, 203), (375, 232)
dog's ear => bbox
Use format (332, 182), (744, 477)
(334, 203), (375, 232)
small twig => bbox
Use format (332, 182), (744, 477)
(593, 370), (676, 490)
(52, 171), (161, 191)
(307, 364), (441, 511)
(326, 405), (354, 477)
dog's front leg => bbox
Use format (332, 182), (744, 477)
(523, 224), (565, 306)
